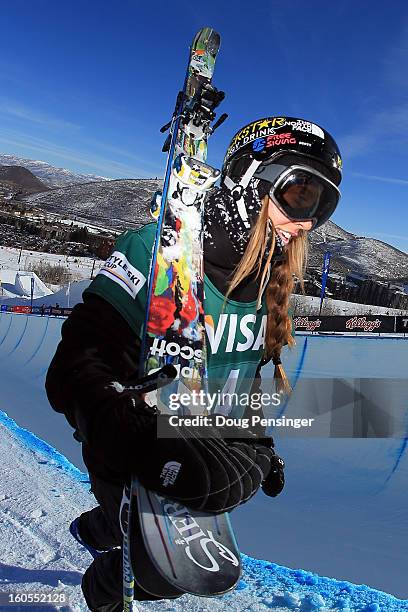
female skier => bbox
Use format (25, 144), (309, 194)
(46, 116), (342, 612)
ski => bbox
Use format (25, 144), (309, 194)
(133, 478), (241, 596)
(123, 27), (240, 608)
(140, 26), (226, 400)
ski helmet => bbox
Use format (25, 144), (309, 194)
(222, 116), (342, 229)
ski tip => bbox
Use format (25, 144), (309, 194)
(193, 27), (221, 51)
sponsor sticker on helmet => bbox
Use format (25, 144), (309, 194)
(227, 117), (287, 158)
(286, 119), (325, 139)
(225, 117), (326, 161)
(252, 132), (297, 153)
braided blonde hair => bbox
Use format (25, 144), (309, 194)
(226, 195), (309, 393)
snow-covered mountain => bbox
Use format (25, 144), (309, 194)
(313, 223), (356, 242)
(307, 222), (408, 281)
(0, 154), (108, 187)
(320, 236), (408, 280)
(0, 165), (49, 194)
(3, 152), (407, 281)
(24, 178), (408, 281)
(24, 178), (161, 230)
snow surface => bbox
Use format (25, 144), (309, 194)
(1, 310), (408, 607)
(0, 279), (90, 308)
(0, 246), (104, 284)
(1, 410), (407, 612)
(0, 270), (53, 300)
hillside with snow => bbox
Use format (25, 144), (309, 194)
(306, 227), (408, 281)
(0, 153), (405, 282)
(23, 182), (408, 282)
(0, 154), (107, 188)
(24, 179), (160, 231)
(0, 165), (49, 194)
(23, 184), (408, 281)
(322, 237), (408, 281)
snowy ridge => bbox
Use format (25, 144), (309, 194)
(24, 179), (160, 231)
(0, 165), (49, 194)
(1, 410), (407, 612)
(0, 154), (107, 187)
(323, 237), (408, 280)
(312, 222), (356, 243)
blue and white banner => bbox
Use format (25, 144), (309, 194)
(319, 251), (331, 314)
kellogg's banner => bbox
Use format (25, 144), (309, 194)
(343, 315), (394, 333)
(293, 315), (396, 333)
(293, 316), (324, 332)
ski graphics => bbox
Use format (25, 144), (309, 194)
(123, 28), (227, 610)
(141, 27), (224, 413)
(134, 478), (241, 596)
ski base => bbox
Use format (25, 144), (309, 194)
(132, 479), (242, 597)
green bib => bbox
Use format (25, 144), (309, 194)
(85, 223), (267, 417)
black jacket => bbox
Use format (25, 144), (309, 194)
(46, 292), (148, 484)
(46, 291), (270, 485)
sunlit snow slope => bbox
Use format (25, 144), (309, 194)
(1, 410), (407, 612)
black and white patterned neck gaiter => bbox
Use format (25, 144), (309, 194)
(203, 178), (284, 300)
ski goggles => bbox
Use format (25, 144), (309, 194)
(254, 163), (341, 229)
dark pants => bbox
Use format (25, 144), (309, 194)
(79, 473), (177, 612)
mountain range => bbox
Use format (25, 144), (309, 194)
(0, 165), (49, 194)
(2, 153), (408, 283)
(0, 153), (107, 187)
(24, 177), (160, 230)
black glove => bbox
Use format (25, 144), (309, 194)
(261, 452), (285, 497)
(132, 417), (275, 515)
(222, 424), (285, 499)
(80, 362), (281, 511)
(78, 365), (177, 475)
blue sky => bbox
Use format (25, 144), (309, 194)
(0, 0), (408, 252)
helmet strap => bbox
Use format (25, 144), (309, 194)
(223, 159), (263, 228)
